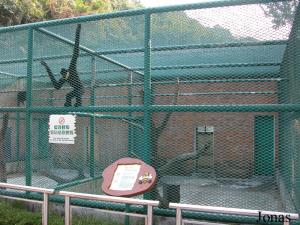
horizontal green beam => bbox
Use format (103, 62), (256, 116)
(151, 40), (287, 52)
(73, 39), (288, 55)
(0, 0), (288, 34)
(0, 40), (286, 66)
(0, 104), (292, 114)
(150, 62), (281, 71)
(150, 104), (300, 112)
(94, 78), (282, 88)
(29, 105), (145, 113)
(76, 62), (281, 73)
(0, 107), (26, 112)
(158, 91), (276, 96)
(2, 103), (300, 114)
(83, 62), (283, 73)
(0, 71), (22, 78)
(33, 91), (277, 103)
(72, 112), (139, 120)
(29, 62), (280, 79)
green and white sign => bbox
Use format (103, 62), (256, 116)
(49, 115), (76, 144)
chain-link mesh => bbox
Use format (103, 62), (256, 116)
(0, 0), (299, 223)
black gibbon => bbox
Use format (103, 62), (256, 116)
(17, 91), (26, 106)
(41, 24), (84, 107)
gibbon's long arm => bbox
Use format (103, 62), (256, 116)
(69, 24), (81, 72)
(41, 60), (65, 90)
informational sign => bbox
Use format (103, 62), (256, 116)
(110, 164), (141, 191)
(102, 158), (157, 197)
(48, 115), (76, 144)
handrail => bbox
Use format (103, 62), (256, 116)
(59, 191), (159, 225)
(0, 182), (54, 194)
(169, 203), (299, 225)
(0, 182), (54, 225)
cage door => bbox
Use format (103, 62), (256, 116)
(254, 115), (275, 176)
(194, 126), (214, 176)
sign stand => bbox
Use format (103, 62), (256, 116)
(102, 158), (157, 197)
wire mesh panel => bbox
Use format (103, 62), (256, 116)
(30, 18), (144, 107)
(0, 0), (299, 224)
(151, 111), (298, 212)
(148, 0), (299, 218)
(0, 30), (28, 107)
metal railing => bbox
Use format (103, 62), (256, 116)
(59, 191), (159, 225)
(0, 182), (54, 225)
(0, 183), (159, 225)
(169, 203), (300, 225)
(0, 182), (298, 225)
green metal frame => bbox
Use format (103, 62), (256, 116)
(25, 28), (33, 186)
(0, 39), (286, 66)
(0, 0), (299, 224)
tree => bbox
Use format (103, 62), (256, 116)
(0, 0), (44, 26)
(0, 0), (142, 26)
(260, 1), (298, 29)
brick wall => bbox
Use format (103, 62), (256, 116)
(0, 79), (278, 178)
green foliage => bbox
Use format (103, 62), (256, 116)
(0, 200), (121, 225)
(0, 0), (256, 62)
(0, 0), (44, 26)
(260, 1), (298, 29)
(0, 0), (142, 26)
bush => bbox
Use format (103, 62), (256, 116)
(0, 200), (121, 225)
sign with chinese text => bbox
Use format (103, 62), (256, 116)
(48, 115), (76, 144)
(102, 158), (157, 197)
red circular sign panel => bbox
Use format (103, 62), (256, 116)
(102, 157), (157, 197)
(59, 117), (65, 125)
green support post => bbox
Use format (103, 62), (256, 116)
(89, 56), (96, 177)
(16, 112), (20, 161)
(143, 12), (152, 165)
(128, 71), (133, 156)
(25, 27), (34, 186)
(125, 71), (133, 225)
(143, 12), (152, 202)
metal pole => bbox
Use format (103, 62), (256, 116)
(147, 205), (153, 225)
(125, 204), (130, 225)
(128, 71), (133, 156)
(89, 56), (96, 177)
(42, 193), (49, 225)
(65, 196), (71, 225)
(143, 12), (152, 202)
(25, 27), (34, 186)
(284, 221), (290, 225)
(16, 112), (20, 160)
(125, 71), (133, 225)
(143, 12), (152, 165)
(176, 208), (182, 225)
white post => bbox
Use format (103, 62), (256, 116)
(147, 205), (153, 225)
(65, 196), (71, 225)
(42, 193), (49, 225)
(176, 208), (182, 225)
